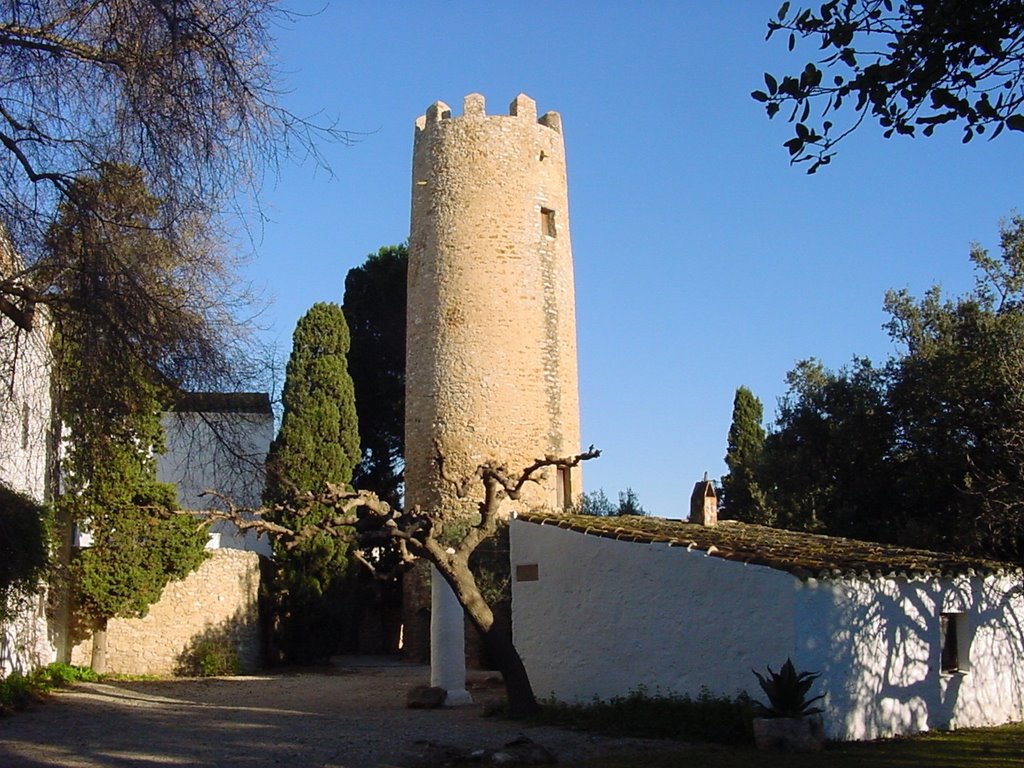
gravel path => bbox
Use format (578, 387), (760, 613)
(0, 659), (685, 767)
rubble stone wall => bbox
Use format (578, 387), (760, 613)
(71, 548), (262, 675)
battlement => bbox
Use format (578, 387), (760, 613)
(414, 92), (562, 134)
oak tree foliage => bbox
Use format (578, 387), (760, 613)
(754, 1), (1024, 172)
(750, 216), (1024, 562)
(48, 167), (211, 670)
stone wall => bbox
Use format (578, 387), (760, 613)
(71, 548), (262, 675)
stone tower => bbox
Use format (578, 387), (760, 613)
(406, 92), (581, 518)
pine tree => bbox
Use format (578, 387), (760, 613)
(265, 302), (360, 662)
(722, 386), (771, 524)
(343, 245), (407, 509)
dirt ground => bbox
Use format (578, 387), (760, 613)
(0, 658), (687, 767)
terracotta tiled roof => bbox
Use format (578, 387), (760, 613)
(516, 511), (1022, 580)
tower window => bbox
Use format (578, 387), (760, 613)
(557, 466), (572, 510)
(541, 207), (556, 238)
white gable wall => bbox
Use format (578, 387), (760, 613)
(511, 519), (1024, 742)
(158, 409), (274, 556)
(510, 519), (796, 702)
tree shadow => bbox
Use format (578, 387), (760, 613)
(797, 572), (1024, 740)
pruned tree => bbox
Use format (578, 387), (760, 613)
(344, 245), (408, 509)
(0, 1), (344, 388)
(754, 1), (1024, 172)
(264, 302), (361, 662)
(198, 447), (601, 717)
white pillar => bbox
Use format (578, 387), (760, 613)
(430, 566), (473, 705)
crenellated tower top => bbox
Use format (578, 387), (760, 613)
(414, 92), (562, 134)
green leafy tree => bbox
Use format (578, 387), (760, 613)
(755, 1), (1024, 172)
(264, 302), (361, 662)
(759, 358), (895, 538)
(753, 216), (1024, 562)
(49, 164), (210, 672)
(616, 488), (647, 516)
(575, 488), (616, 516)
(343, 245), (407, 509)
(882, 216), (1024, 559)
(721, 386), (772, 524)
(575, 487), (647, 516)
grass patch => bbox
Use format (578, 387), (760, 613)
(564, 723), (1024, 768)
(535, 687), (756, 745)
(0, 663), (98, 715)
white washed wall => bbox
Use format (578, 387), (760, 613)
(0, 314), (51, 500)
(511, 520), (1024, 742)
(158, 410), (274, 556)
(0, 312), (56, 675)
(795, 573), (1024, 740)
(510, 519), (796, 702)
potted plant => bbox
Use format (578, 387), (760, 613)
(751, 658), (826, 751)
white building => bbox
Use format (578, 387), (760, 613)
(510, 510), (1024, 741)
(158, 392), (274, 556)
(0, 246), (56, 675)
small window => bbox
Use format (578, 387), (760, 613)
(556, 466), (572, 510)
(940, 612), (968, 673)
(541, 207), (556, 238)
(516, 564), (539, 582)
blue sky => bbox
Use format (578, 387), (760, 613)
(249, 2), (1020, 518)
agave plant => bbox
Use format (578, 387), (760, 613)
(752, 658), (825, 718)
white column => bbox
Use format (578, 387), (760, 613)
(430, 565), (473, 705)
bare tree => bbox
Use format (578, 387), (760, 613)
(195, 447), (601, 717)
(0, 1), (348, 387)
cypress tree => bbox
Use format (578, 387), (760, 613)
(722, 386), (771, 524)
(265, 302), (360, 662)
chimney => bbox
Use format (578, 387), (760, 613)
(689, 473), (718, 527)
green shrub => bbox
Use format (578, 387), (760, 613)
(536, 687), (755, 744)
(0, 663), (100, 716)
(0, 483), (51, 621)
(0, 672), (42, 713)
(177, 635), (240, 677)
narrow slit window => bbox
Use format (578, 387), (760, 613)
(940, 612), (968, 673)
(541, 207), (557, 238)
